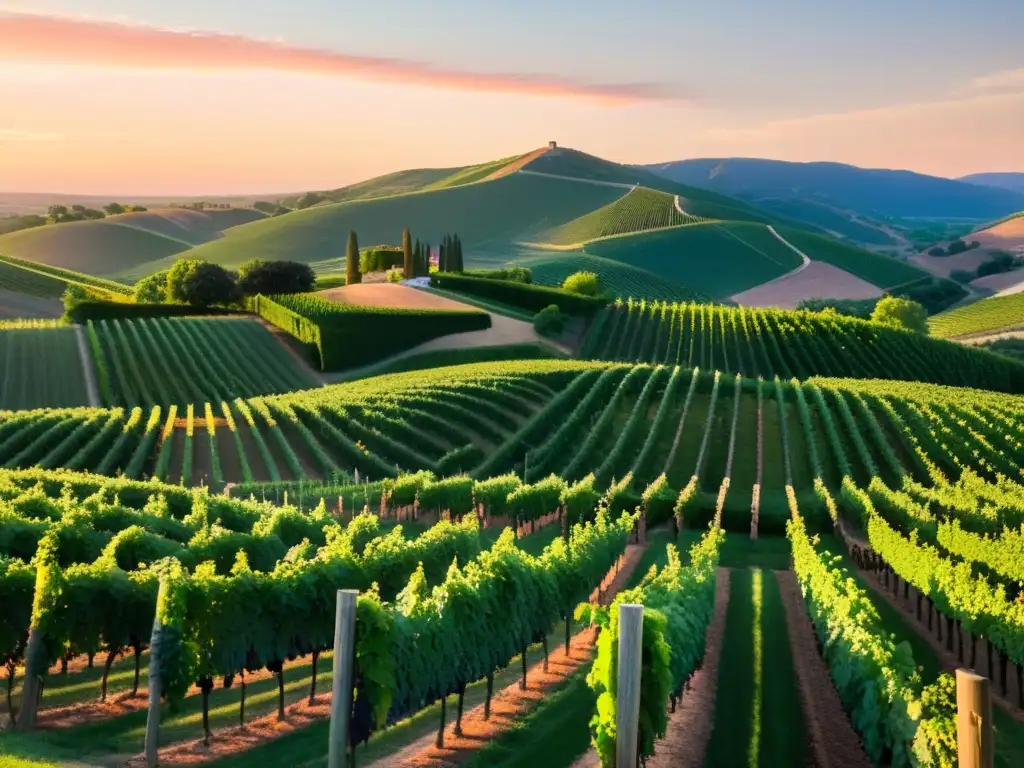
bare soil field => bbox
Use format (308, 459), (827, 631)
(480, 146), (552, 182)
(910, 248), (993, 277)
(730, 261), (881, 309)
(971, 216), (1024, 253)
(0, 289), (63, 318)
(317, 283), (478, 310)
(971, 268), (1024, 295)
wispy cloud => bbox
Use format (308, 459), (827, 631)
(0, 128), (62, 143)
(970, 68), (1024, 93)
(0, 11), (686, 106)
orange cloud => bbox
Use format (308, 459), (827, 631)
(0, 11), (684, 105)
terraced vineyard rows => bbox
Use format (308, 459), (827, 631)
(0, 254), (133, 297)
(582, 299), (1024, 393)
(929, 291), (1024, 338)
(536, 187), (702, 246)
(89, 317), (320, 408)
(0, 326), (90, 409)
(1, 354), (1023, 766)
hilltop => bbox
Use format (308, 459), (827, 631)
(960, 172), (1024, 195)
(0, 145), (957, 309)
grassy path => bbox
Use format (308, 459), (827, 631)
(703, 567), (805, 767)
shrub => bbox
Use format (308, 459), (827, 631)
(533, 304), (567, 337)
(167, 260), (239, 307)
(562, 270), (602, 296)
(360, 247), (404, 273)
(134, 270), (170, 303)
(463, 267), (533, 284)
(430, 273), (607, 316)
(66, 302), (242, 323)
(871, 296), (929, 335)
(945, 239), (968, 255)
(797, 297), (877, 319)
(238, 260), (316, 296)
(386, 267), (404, 283)
(927, 246), (946, 257)
(949, 269), (975, 284)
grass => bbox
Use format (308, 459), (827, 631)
(536, 187), (698, 246)
(332, 343), (563, 382)
(704, 568), (805, 767)
(146, 174), (624, 272)
(516, 251), (702, 302)
(584, 222), (803, 299)
(418, 286), (536, 321)
(929, 291), (1024, 338)
(461, 668), (595, 768)
(521, 148), (774, 223)
(775, 226), (930, 289)
(0, 219), (190, 278)
(0, 327), (90, 409)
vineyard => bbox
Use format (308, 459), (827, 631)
(580, 299), (1024, 393)
(0, 255), (133, 300)
(929, 291), (1024, 339)
(583, 222), (804, 298)
(771, 226), (930, 289)
(517, 252), (701, 302)
(535, 187), (702, 246)
(0, 326), (90, 410)
(0, 351), (1022, 765)
(4, 142), (1024, 767)
(87, 317), (321, 408)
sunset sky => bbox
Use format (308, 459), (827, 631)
(1, 0), (1023, 195)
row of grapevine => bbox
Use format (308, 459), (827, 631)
(89, 317), (319, 409)
(583, 525), (723, 766)
(583, 300), (1024, 394)
(787, 488), (956, 766)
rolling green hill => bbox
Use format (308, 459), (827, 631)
(151, 173), (627, 272)
(773, 226), (928, 289)
(515, 252), (703, 301)
(583, 221), (803, 298)
(534, 187), (700, 246)
(0, 208), (267, 280)
(523, 148), (776, 223)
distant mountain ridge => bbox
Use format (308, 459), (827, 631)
(959, 172), (1024, 196)
(641, 157), (1024, 221)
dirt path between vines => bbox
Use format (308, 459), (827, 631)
(850, 556), (1024, 724)
(642, 567), (731, 768)
(776, 571), (872, 768)
(120, 541), (648, 768)
(571, 568), (732, 768)
(73, 324), (101, 407)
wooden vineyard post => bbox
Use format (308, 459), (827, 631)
(145, 578), (169, 768)
(616, 603), (644, 768)
(956, 668), (994, 768)
(328, 589), (358, 768)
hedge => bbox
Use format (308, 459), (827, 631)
(67, 302), (244, 323)
(246, 294), (491, 371)
(430, 273), (608, 316)
(360, 246), (404, 274)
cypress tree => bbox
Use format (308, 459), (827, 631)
(402, 228), (413, 278)
(421, 242), (430, 277)
(346, 231), (361, 285)
(439, 237), (448, 273)
(454, 234), (464, 272)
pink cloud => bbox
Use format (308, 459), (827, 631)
(0, 11), (684, 105)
